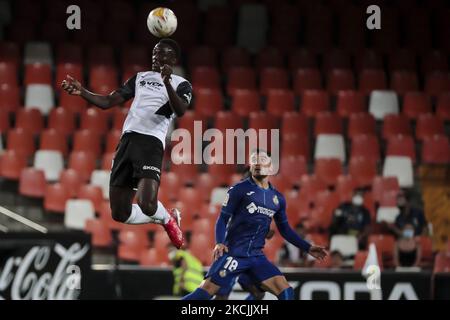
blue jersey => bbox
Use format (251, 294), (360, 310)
(221, 177), (288, 257)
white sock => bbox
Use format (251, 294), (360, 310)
(125, 203), (169, 225)
(153, 201), (170, 224)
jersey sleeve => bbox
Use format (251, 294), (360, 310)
(176, 81), (193, 105)
(274, 194), (288, 225)
(115, 74), (137, 100)
(221, 185), (243, 216)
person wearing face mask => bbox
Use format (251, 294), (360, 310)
(393, 191), (428, 237)
(329, 190), (372, 249)
(394, 224), (422, 268)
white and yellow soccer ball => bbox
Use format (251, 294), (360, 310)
(147, 7), (178, 38)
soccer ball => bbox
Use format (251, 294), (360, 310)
(147, 7), (178, 38)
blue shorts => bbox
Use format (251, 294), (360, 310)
(216, 272), (263, 297)
(206, 254), (282, 289)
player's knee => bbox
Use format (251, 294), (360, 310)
(137, 199), (158, 217)
(111, 206), (130, 223)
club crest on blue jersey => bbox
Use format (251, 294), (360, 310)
(273, 195), (279, 205)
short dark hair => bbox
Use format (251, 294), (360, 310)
(158, 38), (180, 60)
(250, 148), (271, 157)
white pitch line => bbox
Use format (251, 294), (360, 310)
(0, 206), (48, 233)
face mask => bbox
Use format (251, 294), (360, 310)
(352, 195), (364, 206)
(403, 229), (414, 239)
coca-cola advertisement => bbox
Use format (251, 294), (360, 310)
(0, 232), (91, 300)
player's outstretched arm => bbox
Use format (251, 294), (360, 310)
(61, 75), (126, 109)
(161, 64), (190, 117)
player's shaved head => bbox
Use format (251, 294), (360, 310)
(158, 38), (180, 61)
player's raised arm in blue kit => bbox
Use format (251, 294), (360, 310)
(214, 186), (242, 260)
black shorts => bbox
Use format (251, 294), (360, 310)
(110, 132), (163, 188)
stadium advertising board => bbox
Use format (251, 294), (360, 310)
(0, 232), (91, 300)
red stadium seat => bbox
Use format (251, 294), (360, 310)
(85, 219), (113, 248)
(73, 129), (102, 157)
(282, 135), (309, 159)
(208, 163), (237, 186)
(56, 43), (83, 64)
(425, 72), (450, 96)
(80, 108), (109, 134)
(60, 168), (82, 198)
(0, 150), (27, 180)
(0, 84), (20, 113)
(214, 111), (244, 132)
(422, 135), (450, 164)
(372, 176), (400, 203)
(24, 63), (52, 85)
(288, 48), (317, 70)
(436, 93), (450, 121)
(88, 45), (115, 67)
(327, 69), (355, 94)
(301, 90), (330, 117)
(386, 135), (416, 163)
(15, 108), (44, 134)
(256, 47), (284, 70)
(281, 112), (309, 138)
(314, 112), (343, 136)
(89, 65), (118, 94)
(382, 114), (412, 140)
(434, 252), (450, 273)
(60, 91), (88, 115)
(121, 45), (149, 71)
(40, 128), (68, 156)
(280, 155), (308, 186)
(112, 108), (128, 130)
(0, 61), (17, 86)
(260, 68), (289, 95)
(68, 151), (97, 182)
(422, 50), (448, 74)
(7, 128), (35, 158)
(348, 113), (376, 138)
(389, 49), (416, 71)
(170, 162), (199, 186)
(78, 184), (104, 212)
(139, 248), (169, 266)
(314, 158), (343, 186)
(118, 229), (149, 262)
(105, 129), (121, 153)
(351, 134), (380, 162)
(195, 173), (220, 202)
(230, 89), (261, 117)
(336, 90), (365, 117)
(194, 88), (223, 117)
(44, 183), (70, 213)
(355, 50), (383, 71)
(391, 71), (419, 95)
(349, 156), (377, 187)
(159, 172), (181, 202)
(323, 49), (351, 72)
(188, 46), (218, 70)
(359, 69), (387, 95)
(222, 47), (251, 72)
(192, 67), (220, 92)
(102, 152), (115, 171)
(336, 175), (357, 202)
(293, 68), (322, 95)
(48, 107), (76, 135)
(55, 63), (82, 91)
(176, 110), (207, 135)
(368, 234), (396, 264)
(0, 42), (21, 69)
(178, 187), (204, 214)
(189, 233), (214, 265)
(227, 67), (256, 96)
(402, 92), (432, 120)
(416, 114), (445, 141)
(19, 168), (46, 198)
(248, 111), (279, 131)
(299, 175), (328, 205)
(417, 236), (433, 263)
(266, 89), (295, 117)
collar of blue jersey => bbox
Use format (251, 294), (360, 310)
(247, 176), (273, 190)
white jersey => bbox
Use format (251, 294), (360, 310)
(117, 71), (192, 149)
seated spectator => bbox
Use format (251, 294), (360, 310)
(394, 224), (422, 268)
(329, 190), (371, 248)
(277, 223), (315, 267)
(392, 191), (428, 237)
